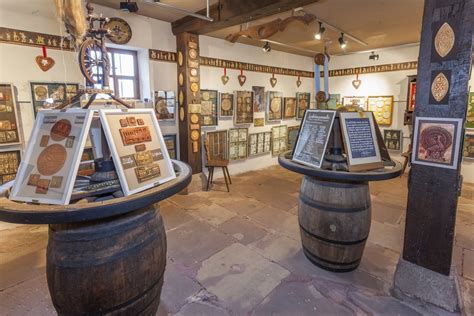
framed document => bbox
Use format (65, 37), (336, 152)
(292, 110), (335, 168)
(200, 90), (218, 126)
(219, 93), (234, 118)
(30, 82), (80, 117)
(266, 91), (283, 121)
(206, 130), (228, 161)
(163, 134), (178, 160)
(463, 132), (474, 160)
(252, 86), (265, 112)
(296, 93), (310, 119)
(100, 109), (176, 196)
(234, 91), (253, 125)
(0, 149), (21, 185)
(466, 92), (474, 129)
(271, 125), (288, 156)
(383, 129), (402, 151)
(342, 96), (366, 110)
(283, 97), (297, 119)
(367, 96), (394, 126)
(339, 112), (384, 171)
(154, 90), (175, 121)
(412, 117), (463, 169)
(287, 125), (300, 151)
(248, 131), (271, 156)
(0, 83), (21, 146)
(10, 109), (93, 205)
(229, 128), (248, 160)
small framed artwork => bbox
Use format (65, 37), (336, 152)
(406, 76), (417, 112)
(343, 96), (367, 110)
(99, 109), (176, 196)
(163, 134), (178, 160)
(234, 91), (253, 125)
(267, 91), (283, 121)
(30, 82), (80, 117)
(10, 109), (94, 205)
(339, 112), (384, 171)
(0, 149), (21, 185)
(154, 90), (176, 121)
(271, 125), (288, 156)
(367, 96), (394, 126)
(254, 117), (265, 127)
(383, 129), (402, 151)
(320, 94), (341, 110)
(229, 128), (248, 160)
(287, 125), (301, 151)
(248, 131), (272, 156)
(219, 93), (234, 118)
(206, 130), (228, 161)
(201, 90), (218, 126)
(412, 117), (463, 169)
(463, 133), (474, 160)
(466, 92), (474, 129)
(296, 92), (311, 119)
(0, 83), (21, 146)
(283, 97), (297, 119)
(252, 86), (265, 112)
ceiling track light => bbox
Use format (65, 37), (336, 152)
(262, 41), (271, 53)
(314, 21), (325, 40)
(120, 0), (138, 12)
(338, 33), (347, 49)
(369, 51), (379, 61)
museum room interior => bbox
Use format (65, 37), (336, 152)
(0, 0), (473, 315)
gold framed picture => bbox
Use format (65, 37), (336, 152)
(0, 83), (21, 146)
(367, 96), (394, 126)
(283, 97), (297, 119)
(200, 90), (218, 126)
(266, 91), (283, 121)
(234, 91), (253, 125)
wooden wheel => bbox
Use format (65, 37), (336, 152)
(79, 39), (110, 85)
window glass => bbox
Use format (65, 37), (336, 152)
(114, 53), (135, 76)
(118, 79), (135, 98)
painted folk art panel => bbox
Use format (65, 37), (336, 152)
(367, 96), (394, 126)
(266, 91), (283, 121)
(200, 90), (218, 126)
(0, 84), (20, 146)
(271, 125), (288, 156)
(248, 131), (271, 156)
(234, 91), (253, 125)
(154, 91), (176, 121)
(0, 150), (21, 184)
(30, 82), (79, 117)
(206, 130), (228, 161)
(229, 128), (248, 160)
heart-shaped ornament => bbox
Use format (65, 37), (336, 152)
(270, 77), (277, 88)
(352, 79), (361, 89)
(221, 75), (229, 85)
(238, 74), (246, 86)
(296, 79), (302, 87)
(36, 56), (55, 72)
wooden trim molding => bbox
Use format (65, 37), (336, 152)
(328, 61), (418, 77)
(0, 27), (74, 51)
(149, 49), (177, 63)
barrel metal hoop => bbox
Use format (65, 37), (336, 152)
(299, 193), (370, 213)
(302, 246), (360, 272)
(299, 221), (368, 246)
(305, 176), (368, 188)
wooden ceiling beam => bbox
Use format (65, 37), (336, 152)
(171, 0), (320, 35)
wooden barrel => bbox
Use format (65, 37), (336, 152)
(46, 204), (166, 315)
(298, 176), (371, 272)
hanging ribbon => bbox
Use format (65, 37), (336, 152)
(224, 67), (227, 76)
(314, 53), (330, 102)
(42, 45), (47, 58)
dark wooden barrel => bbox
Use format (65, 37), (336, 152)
(46, 204), (166, 315)
(298, 176), (371, 272)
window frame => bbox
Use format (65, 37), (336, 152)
(107, 47), (140, 99)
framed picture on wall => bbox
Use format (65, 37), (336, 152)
(99, 109), (176, 196)
(407, 76), (417, 112)
(234, 91), (253, 125)
(266, 91), (283, 121)
(219, 93), (234, 118)
(383, 129), (402, 151)
(229, 128), (248, 160)
(320, 94), (341, 110)
(296, 92), (310, 119)
(154, 90), (175, 121)
(0, 83), (21, 146)
(342, 96), (367, 110)
(0, 149), (21, 185)
(367, 96), (394, 126)
(252, 86), (265, 112)
(10, 109), (94, 205)
(412, 117), (463, 170)
(271, 125), (288, 156)
(463, 132), (474, 160)
(248, 131), (271, 156)
(466, 92), (474, 129)
(206, 130), (228, 161)
(30, 82), (80, 117)
(287, 125), (300, 151)
(283, 97), (297, 119)
(200, 90), (218, 126)
(163, 134), (178, 160)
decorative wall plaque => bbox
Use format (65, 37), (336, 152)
(206, 130), (228, 161)
(252, 86), (265, 112)
(163, 134), (178, 160)
(296, 92), (310, 119)
(219, 93), (234, 118)
(234, 91), (253, 125)
(287, 125), (300, 151)
(342, 96), (367, 110)
(463, 133), (474, 160)
(200, 90), (218, 126)
(367, 96), (394, 126)
(266, 91), (283, 121)
(154, 91), (175, 121)
(0, 150), (21, 184)
(407, 79), (417, 112)
(248, 131), (271, 156)
(283, 97), (297, 119)
(104, 17), (132, 45)
(10, 110), (93, 205)
(430, 71), (451, 104)
(466, 92), (474, 129)
(229, 128), (248, 160)
(100, 109), (176, 195)
(271, 125), (288, 156)
(30, 82), (80, 117)
(0, 84), (21, 146)
(431, 18), (460, 62)
(412, 117), (462, 169)
(383, 129), (402, 151)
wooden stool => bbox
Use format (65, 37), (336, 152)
(204, 139), (232, 192)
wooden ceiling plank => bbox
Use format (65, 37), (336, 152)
(171, 0), (320, 35)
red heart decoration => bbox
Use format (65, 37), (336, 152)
(36, 56), (55, 72)
(238, 74), (246, 86)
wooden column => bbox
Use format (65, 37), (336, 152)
(176, 32), (202, 174)
(403, 0), (473, 275)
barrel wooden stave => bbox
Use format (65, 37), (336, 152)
(299, 176), (371, 272)
(47, 204), (166, 315)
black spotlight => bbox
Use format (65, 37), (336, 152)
(338, 33), (347, 49)
(120, 1), (138, 13)
(369, 51), (379, 61)
(314, 22), (325, 40)
(262, 41), (271, 53)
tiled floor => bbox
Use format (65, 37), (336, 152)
(0, 165), (473, 315)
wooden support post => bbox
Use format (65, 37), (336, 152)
(176, 33), (202, 174)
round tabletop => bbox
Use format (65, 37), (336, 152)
(0, 160), (192, 225)
(279, 152), (403, 182)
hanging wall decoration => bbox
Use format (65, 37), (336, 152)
(238, 69), (247, 86)
(153, 91), (175, 121)
(200, 89), (218, 126)
(430, 70), (451, 104)
(252, 86), (265, 112)
(266, 91), (283, 121)
(270, 73), (277, 88)
(221, 67), (229, 85)
(296, 92), (310, 119)
(234, 90), (253, 124)
(0, 84), (21, 146)
(219, 93), (234, 118)
(229, 128), (248, 160)
(367, 96), (394, 126)
(283, 97), (297, 119)
(30, 82), (80, 116)
(466, 92), (474, 129)
(296, 75), (302, 88)
(104, 17), (132, 45)
(0, 150), (21, 185)
(35, 46), (55, 72)
(352, 74), (362, 89)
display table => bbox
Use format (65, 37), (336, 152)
(0, 160), (192, 316)
(279, 152), (402, 272)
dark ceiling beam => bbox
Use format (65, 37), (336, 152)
(171, 0), (320, 35)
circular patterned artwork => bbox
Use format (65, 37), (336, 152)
(221, 99), (232, 111)
(178, 73), (184, 86)
(202, 91), (210, 101)
(190, 82), (199, 93)
(431, 72), (449, 102)
(178, 51), (183, 66)
(188, 48), (198, 59)
(190, 130), (200, 141)
(34, 86), (48, 100)
(434, 22), (455, 58)
(104, 18), (132, 45)
(190, 68), (198, 77)
(50, 119), (71, 142)
(190, 113), (199, 124)
(270, 98), (281, 113)
(420, 126), (452, 161)
(37, 144), (67, 176)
